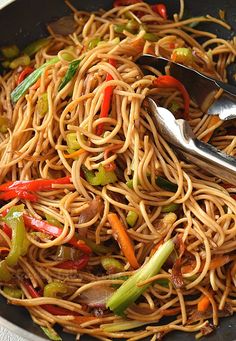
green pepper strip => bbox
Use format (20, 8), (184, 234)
(3, 205), (28, 266)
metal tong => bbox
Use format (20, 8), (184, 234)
(136, 55), (236, 185)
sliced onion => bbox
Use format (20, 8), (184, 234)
(78, 285), (115, 308)
(78, 197), (103, 224)
(48, 16), (76, 36)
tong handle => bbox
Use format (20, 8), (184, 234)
(179, 138), (236, 186)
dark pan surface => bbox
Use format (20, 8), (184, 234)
(0, 1), (236, 340)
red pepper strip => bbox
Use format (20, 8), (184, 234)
(153, 75), (190, 120)
(23, 283), (78, 316)
(17, 67), (34, 85)
(56, 255), (89, 270)
(0, 190), (37, 202)
(221, 183), (236, 190)
(151, 4), (167, 19)
(113, 0), (142, 6)
(23, 215), (92, 254)
(2, 223), (12, 239)
(96, 59), (117, 136)
(0, 176), (71, 192)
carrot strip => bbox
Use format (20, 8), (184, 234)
(108, 213), (139, 269)
(202, 116), (222, 143)
(0, 247), (10, 253)
(197, 295), (210, 312)
(181, 255), (230, 274)
(73, 316), (99, 324)
(31, 70), (49, 90)
(64, 149), (86, 159)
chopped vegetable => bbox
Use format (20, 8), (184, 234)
(156, 176), (178, 192)
(96, 58), (117, 136)
(0, 116), (9, 133)
(101, 257), (124, 274)
(82, 164), (117, 186)
(64, 149), (86, 159)
(11, 56), (59, 103)
(1, 45), (19, 59)
(0, 190), (37, 202)
(36, 92), (48, 116)
(107, 239), (174, 315)
(0, 260), (12, 281)
(43, 282), (68, 298)
(23, 214), (91, 254)
(143, 33), (158, 42)
(88, 37), (101, 50)
(3, 286), (22, 298)
(151, 4), (167, 19)
(79, 284), (115, 308)
(114, 20), (139, 34)
(101, 320), (147, 332)
(78, 197), (103, 224)
(171, 47), (193, 65)
(66, 132), (81, 151)
(82, 238), (114, 255)
(202, 116), (222, 143)
(56, 255), (89, 270)
(45, 214), (63, 228)
(198, 295), (211, 312)
(58, 59), (81, 91)
(0, 176), (71, 192)
(153, 75), (190, 120)
(40, 326), (62, 341)
(162, 203), (180, 213)
(108, 213), (139, 269)
(3, 205), (28, 266)
(23, 38), (49, 57)
(126, 210), (138, 227)
(55, 245), (78, 260)
(9, 55), (31, 69)
(17, 66), (34, 85)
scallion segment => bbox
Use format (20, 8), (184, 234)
(106, 239), (174, 315)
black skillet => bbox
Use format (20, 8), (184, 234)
(0, 1), (236, 340)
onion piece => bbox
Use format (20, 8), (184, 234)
(78, 197), (103, 224)
(48, 16), (76, 36)
(78, 285), (115, 308)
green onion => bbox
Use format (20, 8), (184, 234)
(3, 286), (22, 298)
(88, 37), (101, 50)
(101, 257), (124, 274)
(43, 282), (68, 298)
(156, 176), (178, 192)
(162, 203), (180, 213)
(23, 38), (49, 57)
(36, 92), (48, 116)
(58, 59), (81, 91)
(40, 326), (62, 341)
(9, 54), (31, 69)
(143, 33), (158, 42)
(107, 239), (174, 315)
(126, 211), (138, 227)
(45, 213), (63, 228)
(0, 116), (9, 133)
(101, 319), (147, 332)
(1, 45), (19, 59)
(11, 56), (59, 103)
(0, 260), (12, 281)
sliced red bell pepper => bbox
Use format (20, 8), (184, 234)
(24, 282), (78, 316)
(0, 176), (71, 192)
(151, 4), (167, 19)
(96, 59), (117, 136)
(153, 75), (190, 120)
(56, 255), (89, 270)
(23, 215), (92, 254)
(0, 190), (37, 202)
(17, 67), (34, 85)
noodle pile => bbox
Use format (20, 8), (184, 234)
(0, 1), (236, 340)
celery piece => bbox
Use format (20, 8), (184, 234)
(88, 37), (101, 50)
(9, 54), (31, 69)
(126, 211), (138, 227)
(3, 286), (22, 298)
(161, 203), (180, 213)
(36, 93), (48, 116)
(66, 133), (81, 151)
(101, 257), (124, 274)
(23, 38), (49, 57)
(1, 45), (19, 59)
(41, 327), (62, 341)
(107, 239), (174, 315)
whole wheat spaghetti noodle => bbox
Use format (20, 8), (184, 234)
(0, 1), (236, 340)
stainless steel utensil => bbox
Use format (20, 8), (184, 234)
(137, 55), (236, 120)
(146, 98), (236, 185)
